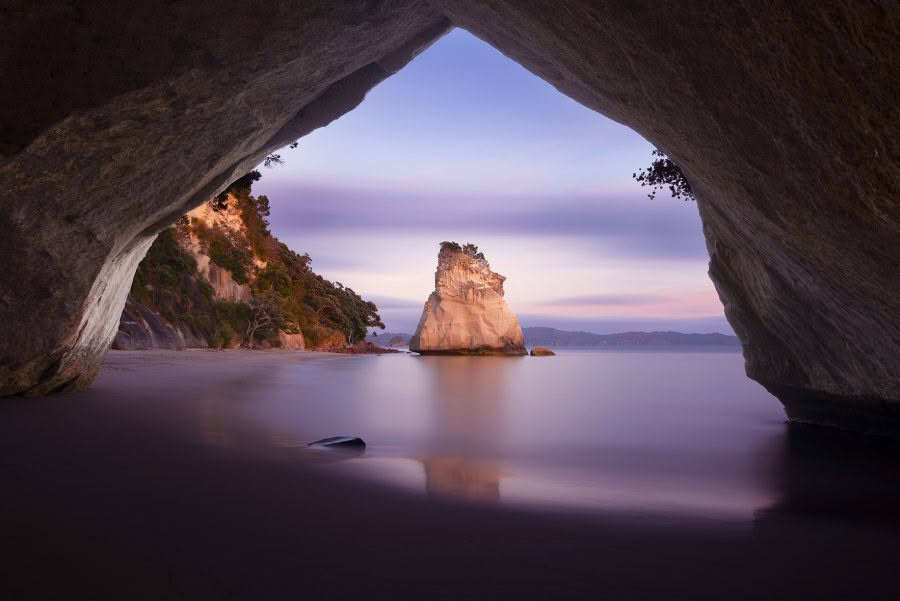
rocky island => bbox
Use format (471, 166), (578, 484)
(409, 242), (526, 355)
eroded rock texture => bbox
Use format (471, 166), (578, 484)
(0, 1), (451, 395)
(409, 245), (526, 355)
(1, 2), (897, 432)
(113, 294), (208, 351)
(278, 331), (306, 352)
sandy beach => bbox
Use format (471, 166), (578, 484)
(2, 350), (900, 600)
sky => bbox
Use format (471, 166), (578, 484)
(254, 29), (731, 335)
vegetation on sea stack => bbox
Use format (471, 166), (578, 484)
(440, 240), (487, 263)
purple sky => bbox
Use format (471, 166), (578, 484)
(254, 29), (731, 335)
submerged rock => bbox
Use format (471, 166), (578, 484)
(530, 347), (555, 356)
(409, 243), (526, 356)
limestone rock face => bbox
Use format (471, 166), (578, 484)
(182, 203), (253, 303)
(112, 294), (208, 350)
(278, 331), (305, 352)
(410, 246), (526, 355)
(313, 330), (347, 352)
(0, 2), (450, 395)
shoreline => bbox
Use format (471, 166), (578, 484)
(2, 350), (900, 599)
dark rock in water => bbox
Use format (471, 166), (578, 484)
(529, 347), (555, 356)
(308, 436), (366, 450)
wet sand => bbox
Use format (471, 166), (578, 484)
(2, 350), (900, 600)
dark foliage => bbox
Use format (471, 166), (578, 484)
(213, 170), (262, 208)
(441, 240), (486, 262)
(254, 239), (384, 344)
(129, 228), (236, 343)
(263, 154), (284, 168)
(632, 149), (695, 201)
(195, 221), (253, 284)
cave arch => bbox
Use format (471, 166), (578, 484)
(1, 2), (897, 432)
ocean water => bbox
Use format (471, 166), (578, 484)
(229, 347), (795, 520)
(88, 347), (900, 528)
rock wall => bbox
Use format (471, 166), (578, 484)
(433, 0), (900, 431)
(312, 329), (347, 352)
(409, 245), (526, 355)
(278, 330), (305, 351)
(1, 2), (898, 432)
(183, 202), (253, 303)
(113, 294), (208, 350)
(203, 264), (252, 304)
(0, 1), (451, 395)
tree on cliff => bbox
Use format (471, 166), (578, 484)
(442, 241), (486, 262)
(245, 291), (283, 346)
(213, 170), (263, 210)
(633, 149), (695, 201)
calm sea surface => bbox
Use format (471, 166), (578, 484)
(6, 348), (900, 600)
(226, 347), (795, 520)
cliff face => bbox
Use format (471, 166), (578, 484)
(110, 199), (253, 350)
(410, 245), (526, 355)
(110, 186), (374, 352)
(113, 294), (209, 350)
(181, 202), (253, 303)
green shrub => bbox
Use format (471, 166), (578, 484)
(197, 278), (214, 301)
(215, 300), (252, 343)
(207, 230), (251, 284)
(213, 324), (236, 349)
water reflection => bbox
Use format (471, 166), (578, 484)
(417, 356), (512, 502)
(756, 423), (900, 524)
(422, 355), (515, 455)
(424, 456), (501, 501)
(78, 351), (900, 525)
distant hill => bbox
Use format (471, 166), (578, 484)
(367, 332), (411, 346)
(522, 327), (741, 347)
(368, 328), (741, 348)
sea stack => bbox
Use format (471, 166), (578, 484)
(409, 242), (527, 355)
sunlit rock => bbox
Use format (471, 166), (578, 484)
(530, 347), (555, 356)
(182, 202), (254, 303)
(409, 243), (526, 355)
(278, 330), (305, 351)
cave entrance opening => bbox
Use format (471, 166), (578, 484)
(199, 28), (731, 348)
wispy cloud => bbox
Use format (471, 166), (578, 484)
(539, 293), (669, 306)
(260, 182), (710, 260)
